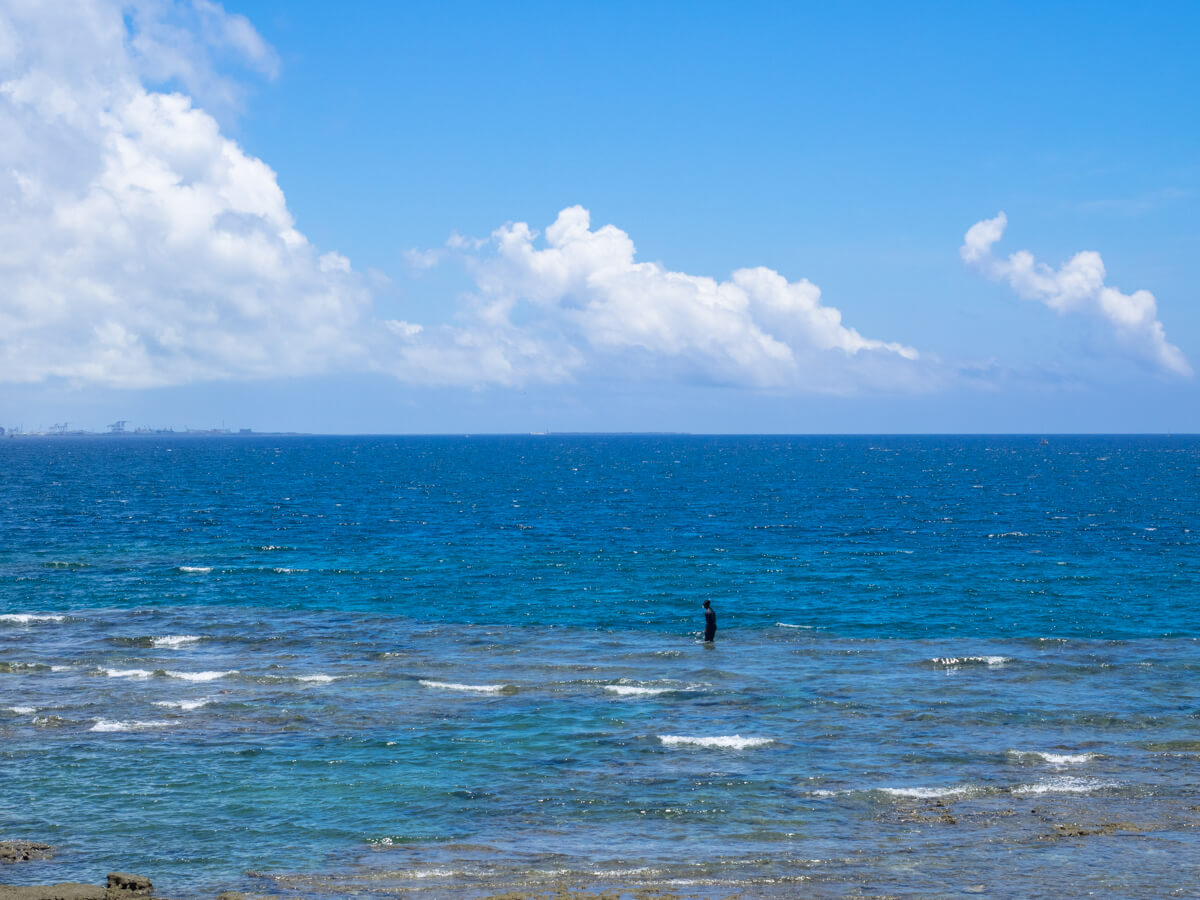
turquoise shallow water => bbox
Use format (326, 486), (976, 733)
(1, 435), (1199, 897)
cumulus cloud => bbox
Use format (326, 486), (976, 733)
(962, 212), (1190, 377)
(387, 206), (921, 391)
(0, 0), (367, 387)
(0, 0), (923, 396)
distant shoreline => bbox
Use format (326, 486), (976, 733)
(0, 431), (310, 438)
(3, 431), (1196, 438)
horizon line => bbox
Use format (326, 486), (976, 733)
(4, 431), (1197, 439)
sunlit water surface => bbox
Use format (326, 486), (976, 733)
(2, 435), (1198, 898)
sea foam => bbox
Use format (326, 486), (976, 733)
(177, 566), (212, 574)
(32, 715), (71, 728)
(151, 635), (201, 649)
(152, 698), (212, 711)
(659, 735), (773, 750)
(605, 685), (673, 697)
(7, 706), (37, 714)
(879, 785), (971, 799)
(98, 668), (234, 681)
(419, 679), (509, 694)
(0, 613), (66, 625)
(1010, 750), (1099, 766)
(164, 670), (237, 682)
(928, 655), (1012, 667)
(90, 719), (172, 733)
(1012, 776), (1110, 795)
(99, 668), (155, 678)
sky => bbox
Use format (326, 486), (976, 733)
(1, 0), (1198, 434)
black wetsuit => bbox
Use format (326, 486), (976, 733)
(703, 606), (717, 642)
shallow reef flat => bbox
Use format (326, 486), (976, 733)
(4, 435), (1200, 899)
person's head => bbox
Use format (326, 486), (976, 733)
(702, 600), (711, 608)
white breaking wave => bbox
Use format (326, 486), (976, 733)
(605, 685), (672, 697)
(151, 635), (201, 649)
(659, 735), (773, 750)
(1013, 776), (1110, 795)
(359, 851), (458, 879)
(879, 785), (972, 799)
(90, 719), (173, 732)
(295, 674), (340, 683)
(0, 613), (66, 624)
(820, 776), (1111, 800)
(98, 667), (234, 681)
(929, 656), (1012, 667)
(7, 706), (36, 714)
(164, 670), (237, 682)
(590, 867), (660, 878)
(177, 566), (213, 574)
(152, 698), (212, 711)
(99, 668), (155, 678)
(419, 679), (509, 694)
(50, 665), (72, 672)
(776, 622), (813, 629)
(1010, 750), (1099, 766)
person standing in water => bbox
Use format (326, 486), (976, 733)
(702, 599), (716, 642)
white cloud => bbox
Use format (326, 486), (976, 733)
(387, 206), (921, 391)
(402, 247), (445, 270)
(0, 0), (368, 388)
(126, 0), (280, 116)
(962, 212), (1190, 377)
(0, 0), (952, 398)
(0, 2), (921, 396)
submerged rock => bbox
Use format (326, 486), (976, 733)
(0, 843), (54, 863)
(1050, 821), (1144, 839)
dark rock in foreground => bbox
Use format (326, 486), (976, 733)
(103, 874), (152, 898)
(0, 872), (155, 900)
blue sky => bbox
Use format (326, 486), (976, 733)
(1, 1), (1197, 432)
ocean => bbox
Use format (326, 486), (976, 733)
(1, 435), (1198, 898)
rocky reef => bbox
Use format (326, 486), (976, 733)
(0, 871), (156, 900)
(0, 846), (159, 900)
(0, 845), (53, 865)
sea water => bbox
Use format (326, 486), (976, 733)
(1, 435), (1198, 898)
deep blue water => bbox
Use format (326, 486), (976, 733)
(1, 435), (1199, 898)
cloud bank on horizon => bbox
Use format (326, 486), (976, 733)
(0, 1), (1189, 395)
